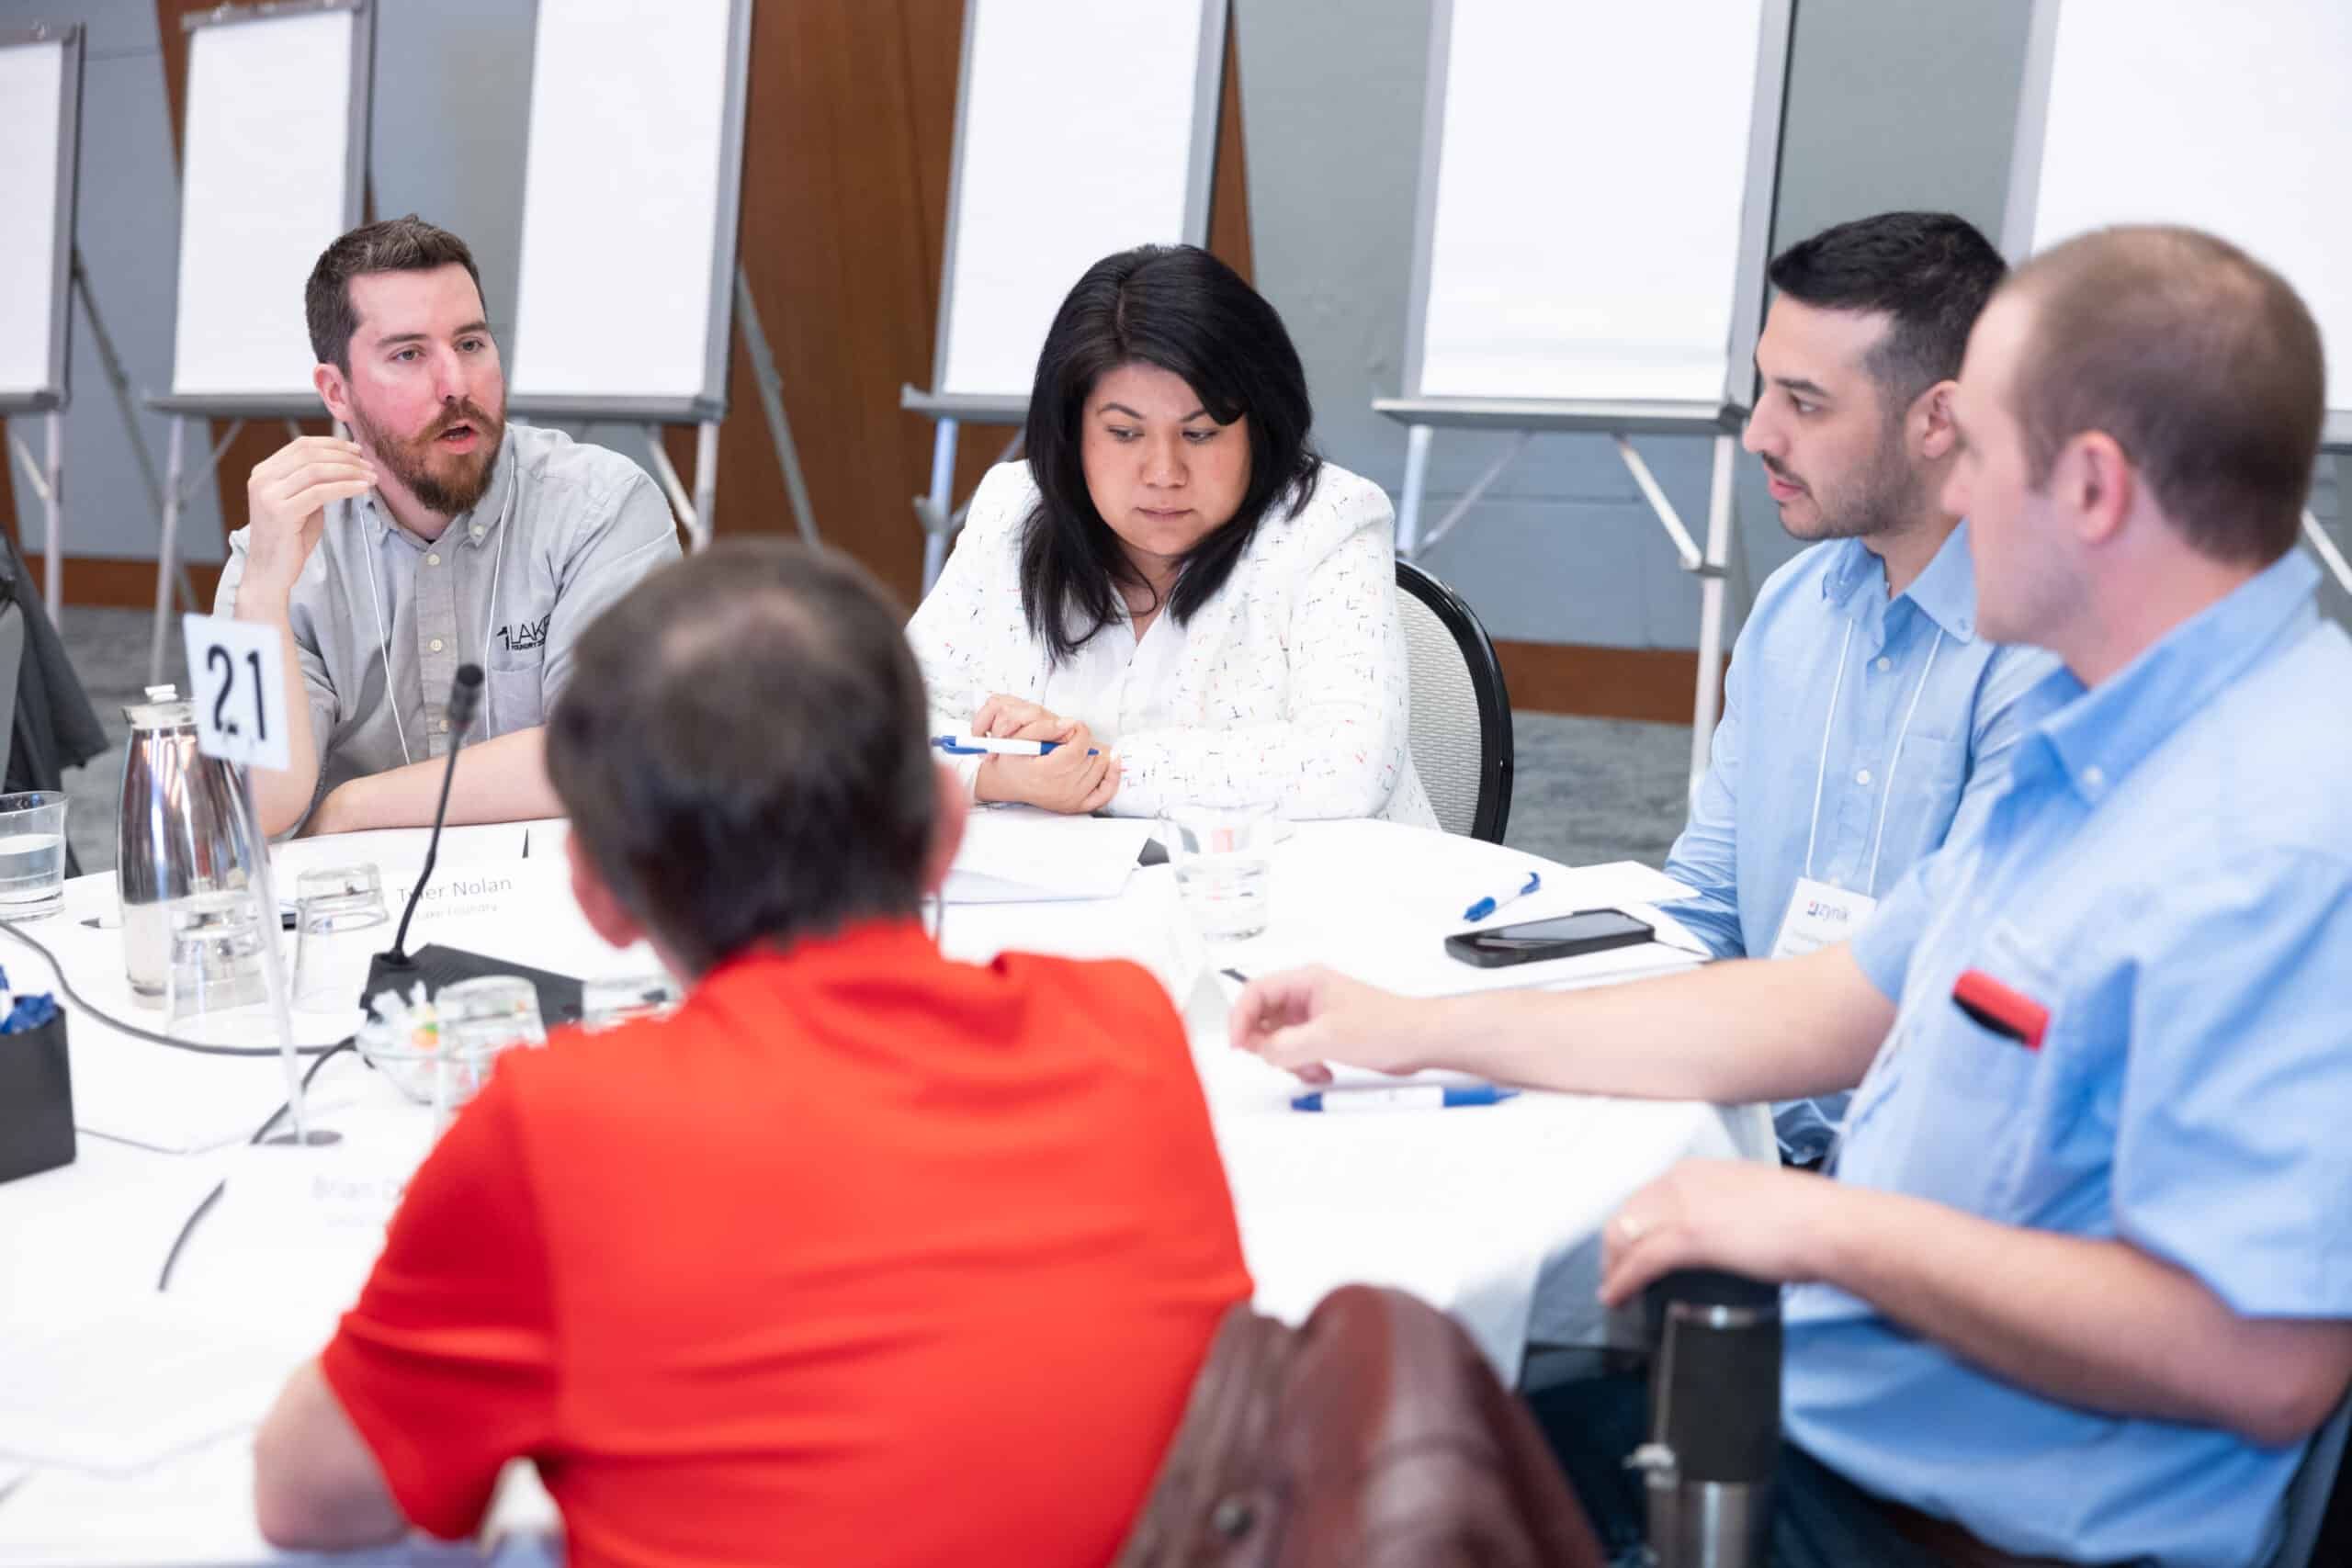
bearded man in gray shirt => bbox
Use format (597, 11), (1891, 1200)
(217, 215), (682, 837)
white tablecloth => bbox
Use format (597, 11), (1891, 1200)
(0, 817), (1770, 1565)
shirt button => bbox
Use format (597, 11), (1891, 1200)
(1874, 656), (1893, 672)
(438, 718), (450, 734)
(428, 637), (445, 653)
(2083, 765), (2106, 790)
(425, 552), (441, 567)
(1856, 768), (1873, 785)
(470, 526), (484, 541)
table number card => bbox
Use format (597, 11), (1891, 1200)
(180, 614), (290, 773)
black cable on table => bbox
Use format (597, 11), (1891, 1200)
(0, 917), (345, 1056)
(155, 1040), (356, 1293)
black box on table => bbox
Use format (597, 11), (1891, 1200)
(0, 1011), (74, 1184)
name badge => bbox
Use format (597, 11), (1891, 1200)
(1770, 875), (1878, 960)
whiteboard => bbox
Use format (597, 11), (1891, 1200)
(924, 0), (1227, 407)
(2007, 0), (2352, 440)
(0, 28), (79, 409)
(507, 0), (752, 412)
(1404, 0), (1789, 412)
(168, 4), (368, 399)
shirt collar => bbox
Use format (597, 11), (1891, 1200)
(698, 917), (940, 994)
(356, 424), (518, 548)
(2030, 549), (2320, 803)
(1817, 525), (1978, 643)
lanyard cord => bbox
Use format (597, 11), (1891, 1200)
(1802, 619), (1947, 891)
(1863, 629), (1944, 891)
(360, 464), (514, 765)
(1801, 621), (1856, 881)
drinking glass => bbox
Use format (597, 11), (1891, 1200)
(291, 863), (389, 1012)
(164, 889), (273, 1047)
(0, 792), (68, 920)
(1166, 802), (1278, 942)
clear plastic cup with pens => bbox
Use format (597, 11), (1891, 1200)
(581, 973), (683, 1032)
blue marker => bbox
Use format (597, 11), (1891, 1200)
(1462, 871), (1541, 923)
(1289, 1085), (1520, 1113)
(933, 734), (1102, 757)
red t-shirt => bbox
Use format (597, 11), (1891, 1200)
(321, 921), (1250, 1568)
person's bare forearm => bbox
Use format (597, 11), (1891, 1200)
(309, 728), (559, 835)
(1401, 943), (1894, 1104)
(253, 1361), (406, 1550)
(1818, 1186), (2352, 1445)
(232, 597), (324, 838)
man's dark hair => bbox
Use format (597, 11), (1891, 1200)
(545, 543), (936, 976)
(2005, 225), (2324, 566)
(1020, 244), (1322, 664)
(304, 215), (485, 371)
(1768, 211), (2008, 410)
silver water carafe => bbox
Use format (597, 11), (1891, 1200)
(116, 685), (260, 1004)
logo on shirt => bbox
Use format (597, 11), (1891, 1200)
(497, 612), (551, 654)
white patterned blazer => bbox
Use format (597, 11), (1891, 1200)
(908, 460), (1437, 827)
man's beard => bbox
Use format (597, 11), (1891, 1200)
(351, 399), (504, 517)
(1766, 420), (1921, 543)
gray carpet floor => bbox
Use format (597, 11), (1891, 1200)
(51, 606), (1693, 876)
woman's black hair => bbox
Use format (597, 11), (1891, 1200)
(1018, 244), (1321, 663)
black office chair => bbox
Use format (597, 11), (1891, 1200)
(1396, 558), (1514, 843)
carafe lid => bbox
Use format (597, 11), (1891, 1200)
(123, 684), (195, 731)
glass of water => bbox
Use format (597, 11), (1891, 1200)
(291, 864), (389, 1012)
(164, 889), (272, 1047)
(433, 975), (547, 1114)
(0, 792), (68, 920)
(1167, 802), (1278, 942)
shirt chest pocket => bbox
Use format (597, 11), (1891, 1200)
(484, 605), (552, 731)
(1883, 921), (2068, 1221)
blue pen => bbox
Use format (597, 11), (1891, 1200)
(1462, 871), (1541, 923)
(1289, 1085), (1520, 1112)
(933, 733), (1102, 757)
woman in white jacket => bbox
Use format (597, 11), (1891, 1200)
(908, 244), (1435, 827)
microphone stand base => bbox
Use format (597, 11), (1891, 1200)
(361, 946), (586, 1027)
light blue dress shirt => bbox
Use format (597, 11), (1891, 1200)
(1662, 524), (2065, 1158)
(1788, 550), (2352, 1568)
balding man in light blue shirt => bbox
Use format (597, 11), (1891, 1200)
(1663, 213), (2064, 1163)
(1233, 225), (2352, 1568)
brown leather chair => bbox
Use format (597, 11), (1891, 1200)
(1116, 1285), (1607, 1567)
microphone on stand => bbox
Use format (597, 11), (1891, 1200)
(378, 664), (484, 976)
(360, 665), (582, 1021)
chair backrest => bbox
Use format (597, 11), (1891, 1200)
(1114, 1286), (1606, 1568)
(2268, 1387), (2352, 1568)
(1396, 559), (1513, 842)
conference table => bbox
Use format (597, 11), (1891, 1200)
(0, 812), (1770, 1566)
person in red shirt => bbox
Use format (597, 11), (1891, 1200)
(252, 542), (1252, 1566)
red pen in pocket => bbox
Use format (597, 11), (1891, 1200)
(1951, 968), (2050, 1050)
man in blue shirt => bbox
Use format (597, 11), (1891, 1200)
(1663, 212), (2064, 1164)
(1232, 225), (2352, 1568)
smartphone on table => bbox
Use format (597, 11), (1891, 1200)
(1443, 907), (1655, 968)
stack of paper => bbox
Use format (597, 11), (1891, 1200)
(944, 809), (1155, 903)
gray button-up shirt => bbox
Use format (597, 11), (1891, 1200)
(216, 422), (682, 804)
